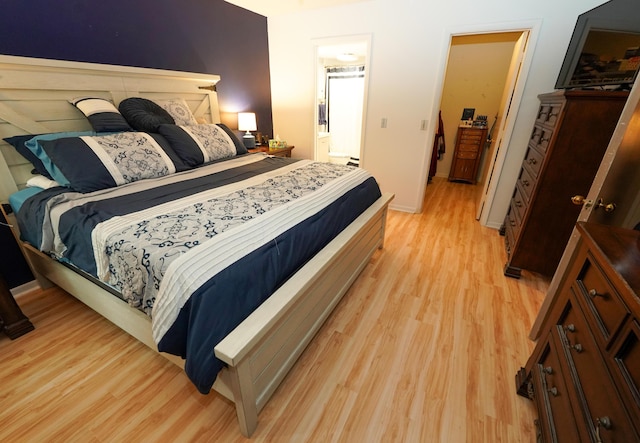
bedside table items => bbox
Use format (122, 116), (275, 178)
(248, 145), (294, 158)
(238, 112), (257, 148)
(268, 137), (287, 149)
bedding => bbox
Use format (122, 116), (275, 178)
(3, 131), (97, 178)
(14, 154), (382, 393)
(69, 97), (133, 132)
(154, 98), (198, 126)
(118, 97), (175, 132)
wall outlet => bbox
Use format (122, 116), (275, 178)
(381, 118), (387, 128)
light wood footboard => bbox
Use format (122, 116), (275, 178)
(215, 192), (393, 436)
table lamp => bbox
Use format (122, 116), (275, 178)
(238, 112), (257, 148)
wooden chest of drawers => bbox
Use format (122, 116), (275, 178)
(502, 90), (628, 278)
(448, 126), (487, 184)
(516, 222), (640, 442)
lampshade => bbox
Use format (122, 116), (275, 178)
(238, 112), (257, 132)
(238, 112), (257, 148)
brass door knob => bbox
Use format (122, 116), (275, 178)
(571, 196), (615, 212)
(571, 195), (586, 205)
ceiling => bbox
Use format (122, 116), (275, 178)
(224, 0), (370, 17)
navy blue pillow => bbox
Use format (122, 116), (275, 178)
(4, 131), (98, 178)
(119, 97), (175, 132)
(39, 132), (181, 193)
(70, 97), (132, 132)
(3, 134), (48, 177)
(217, 123), (248, 155)
(157, 124), (239, 168)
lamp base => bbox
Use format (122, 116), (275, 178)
(243, 134), (256, 149)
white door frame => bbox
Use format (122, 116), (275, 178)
(311, 34), (372, 165)
(423, 20), (542, 219)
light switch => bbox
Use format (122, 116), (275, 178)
(381, 118), (387, 129)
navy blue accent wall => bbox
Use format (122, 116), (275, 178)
(0, 0), (273, 289)
(0, 0), (273, 138)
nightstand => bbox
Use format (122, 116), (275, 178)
(248, 145), (295, 158)
(0, 271), (34, 339)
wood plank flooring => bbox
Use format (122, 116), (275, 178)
(0, 177), (549, 442)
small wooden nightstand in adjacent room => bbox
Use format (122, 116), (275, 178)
(0, 271), (34, 339)
(248, 145), (295, 158)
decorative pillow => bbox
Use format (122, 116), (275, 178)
(39, 132), (177, 193)
(3, 131), (96, 178)
(154, 98), (198, 126)
(26, 175), (60, 189)
(157, 124), (238, 168)
(216, 123), (248, 155)
(118, 97), (175, 132)
(69, 97), (133, 132)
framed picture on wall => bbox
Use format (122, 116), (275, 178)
(461, 108), (475, 121)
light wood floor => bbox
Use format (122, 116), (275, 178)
(0, 177), (549, 442)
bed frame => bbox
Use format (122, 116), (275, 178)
(0, 55), (393, 437)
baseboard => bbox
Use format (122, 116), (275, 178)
(11, 280), (40, 299)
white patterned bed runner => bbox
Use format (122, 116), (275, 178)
(86, 159), (371, 344)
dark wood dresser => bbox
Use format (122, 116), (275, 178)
(448, 126), (487, 184)
(502, 90), (628, 278)
(516, 222), (640, 442)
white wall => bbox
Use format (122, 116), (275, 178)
(267, 0), (606, 217)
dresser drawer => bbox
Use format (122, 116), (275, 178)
(532, 335), (582, 443)
(555, 292), (639, 442)
(610, 320), (640, 433)
(523, 146), (544, 178)
(529, 125), (553, 153)
(456, 146), (479, 158)
(512, 185), (527, 224)
(575, 254), (629, 346)
(517, 166), (535, 201)
(504, 212), (518, 258)
(459, 129), (484, 143)
(536, 102), (563, 128)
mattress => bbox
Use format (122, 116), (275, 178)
(14, 153), (382, 393)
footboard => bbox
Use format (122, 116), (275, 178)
(214, 192), (393, 437)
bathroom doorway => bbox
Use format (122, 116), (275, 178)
(314, 36), (371, 166)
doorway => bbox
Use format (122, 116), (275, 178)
(436, 32), (526, 216)
(314, 36), (370, 165)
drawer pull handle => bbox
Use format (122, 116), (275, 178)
(515, 200), (522, 207)
(588, 289), (603, 298)
(527, 158), (537, 165)
(595, 416), (612, 443)
(564, 324), (575, 333)
(542, 366), (553, 374)
(522, 180), (530, 187)
(547, 387), (558, 397)
(568, 343), (583, 353)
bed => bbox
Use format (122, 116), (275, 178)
(0, 55), (393, 437)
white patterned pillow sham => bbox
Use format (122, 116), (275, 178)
(154, 98), (198, 126)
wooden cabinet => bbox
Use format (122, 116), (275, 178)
(516, 222), (640, 442)
(0, 272), (34, 339)
(502, 90), (628, 278)
(448, 127), (487, 183)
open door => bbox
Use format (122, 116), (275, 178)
(529, 79), (640, 339)
(476, 31), (529, 223)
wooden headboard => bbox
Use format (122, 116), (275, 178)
(0, 55), (221, 203)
